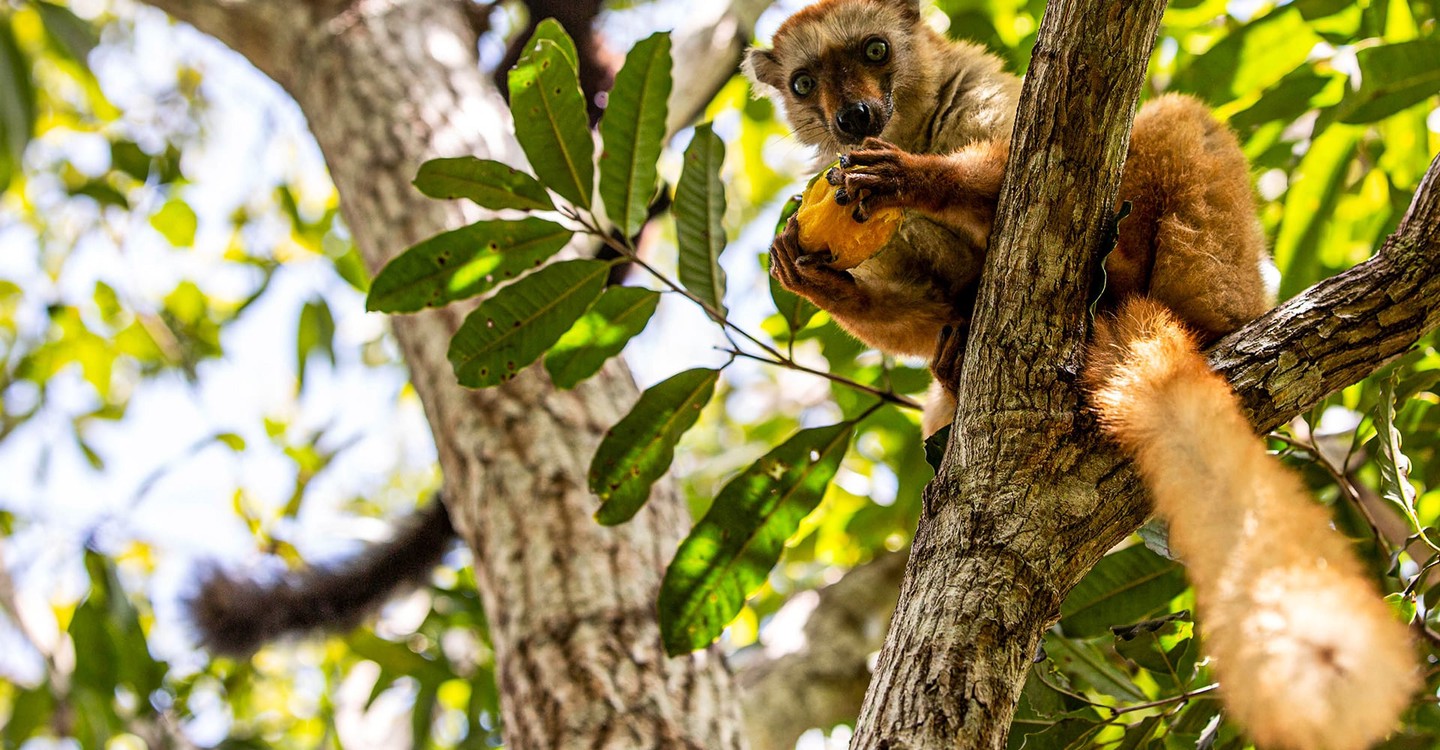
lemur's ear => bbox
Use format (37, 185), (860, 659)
(742, 47), (784, 94)
(882, 0), (922, 22)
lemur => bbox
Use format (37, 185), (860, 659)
(746, 0), (1415, 747)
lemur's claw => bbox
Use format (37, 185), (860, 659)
(826, 166), (843, 185)
(834, 188), (851, 205)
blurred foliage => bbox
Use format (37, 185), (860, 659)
(0, 0), (1437, 748)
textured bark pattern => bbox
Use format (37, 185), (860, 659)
(852, 1), (1172, 747)
(147, 1), (745, 748)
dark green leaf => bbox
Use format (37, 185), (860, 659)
(923, 423), (954, 475)
(110, 140), (152, 182)
(413, 157), (554, 211)
(0, 17), (37, 165)
(1044, 634), (1148, 702)
(2, 687), (54, 743)
(509, 36), (594, 209)
(1060, 544), (1187, 637)
(1171, 7), (1320, 104)
(590, 367), (719, 524)
(674, 124), (728, 318)
(599, 32), (671, 236)
(1341, 40), (1440, 123)
(1113, 715), (1162, 750)
(545, 285), (661, 389)
(35, 1), (98, 66)
(366, 218), (573, 313)
(659, 421), (853, 654)
(448, 259), (608, 388)
(296, 297), (336, 390)
(1018, 717), (1105, 750)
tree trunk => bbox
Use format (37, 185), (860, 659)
(140, 1), (746, 747)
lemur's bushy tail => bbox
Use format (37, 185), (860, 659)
(188, 497), (455, 657)
(1087, 298), (1416, 750)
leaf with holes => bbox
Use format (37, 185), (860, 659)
(413, 157), (554, 211)
(447, 259), (608, 388)
(1059, 544), (1187, 638)
(589, 367), (718, 525)
(509, 34), (593, 210)
(366, 219), (572, 313)
(546, 286), (661, 389)
(674, 124), (728, 318)
(599, 32), (671, 236)
(659, 421), (853, 654)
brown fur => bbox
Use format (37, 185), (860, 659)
(1087, 299), (1416, 750)
(746, 0), (1270, 429)
(751, 4), (1416, 747)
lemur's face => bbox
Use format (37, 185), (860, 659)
(743, 0), (924, 155)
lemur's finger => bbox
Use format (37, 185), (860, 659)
(852, 201), (871, 223)
(795, 250), (837, 267)
(825, 166), (843, 185)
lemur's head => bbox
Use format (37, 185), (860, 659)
(743, 0), (926, 155)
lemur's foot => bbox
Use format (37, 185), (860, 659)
(929, 323), (969, 396)
(770, 216), (860, 300)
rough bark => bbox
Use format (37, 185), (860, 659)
(141, 1), (746, 748)
(851, 0), (1440, 743)
(850, 0), (1173, 747)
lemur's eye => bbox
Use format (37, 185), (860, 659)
(791, 73), (816, 97)
(864, 38), (889, 63)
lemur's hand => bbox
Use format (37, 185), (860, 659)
(832, 138), (922, 222)
(770, 216), (860, 304)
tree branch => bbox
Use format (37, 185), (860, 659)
(138, 0), (297, 87)
(1215, 149), (1440, 432)
(665, 0), (773, 138)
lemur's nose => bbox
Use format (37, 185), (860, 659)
(835, 102), (876, 140)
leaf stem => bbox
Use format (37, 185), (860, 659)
(564, 207), (921, 412)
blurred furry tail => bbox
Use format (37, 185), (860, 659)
(188, 496), (456, 657)
(1086, 298), (1416, 750)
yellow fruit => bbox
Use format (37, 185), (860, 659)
(794, 170), (903, 269)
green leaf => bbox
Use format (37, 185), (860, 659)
(924, 423), (952, 474)
(545, 285), (661, 389)
(150, 199), (197, 247)
(674, 124), (728, 318)
(509, 36), (594, 209)
(1017, 716), (1105, 750)
(413, 157), (554, 211)
(296, 297), (336, 391)
(1060, 544), (1187, 637)
(1273, 124), (1361, 299)
(599, 32), (672, 236)
(1171, 6), (1321, 104)
(1043, 634), (1148, 703)
(366, 218), (573, 313)
(1375, 370), (1422, 530)
(527, 18), (579, 70)
(0, 17), (36, 166)
(589, 367), (719, 525)
(35, 1), (98, 67)
(110, 140), (152, 182)
(659, 421), (853, 654)
(447, 259), (608, 388)
(1340, 39), (1440, 123)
